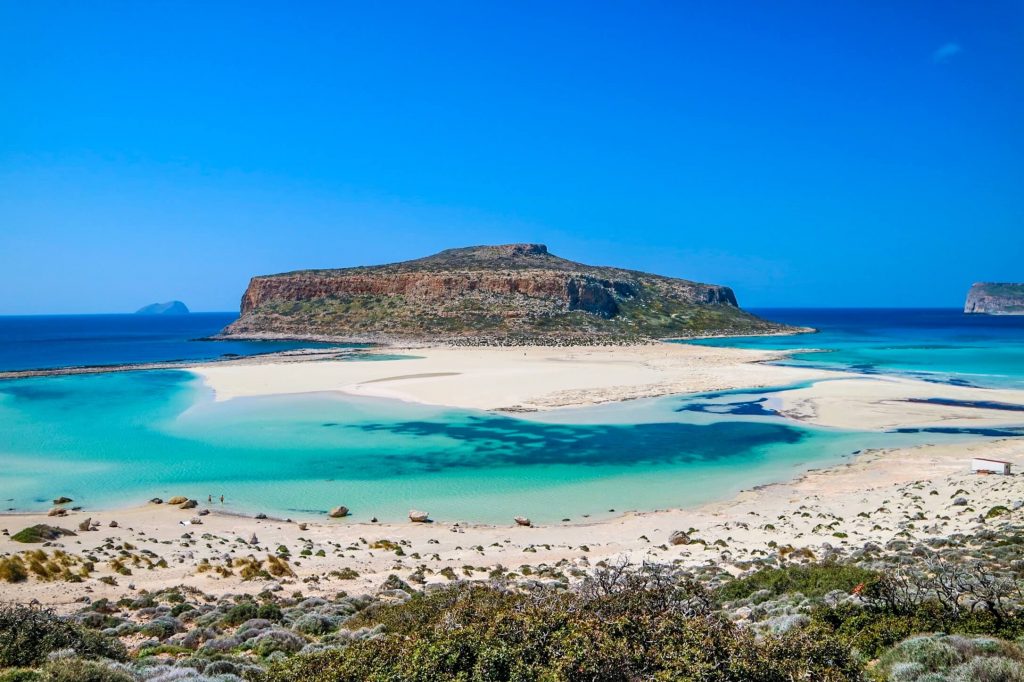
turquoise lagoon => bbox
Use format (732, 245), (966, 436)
(2, 308), (1023, 524)
(0, 369), (995, 524)
(690, 308), (1024, 389)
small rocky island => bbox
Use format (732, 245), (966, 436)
(219, 243), (796, 344)
(135, 300), (190, 315)
(964, 283), (1024, 315)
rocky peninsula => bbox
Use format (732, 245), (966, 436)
(964, 282), (1024, 315)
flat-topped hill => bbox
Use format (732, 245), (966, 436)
(965, 283), (1024, 315)
(220, 244), (795, 344)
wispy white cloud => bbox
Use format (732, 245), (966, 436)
(932, 42), (963, 64)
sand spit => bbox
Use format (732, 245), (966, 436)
(190, 343), (1024, 431)
(192, 343), (830, 410)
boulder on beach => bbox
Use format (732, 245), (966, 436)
(53, 496), (73, 505)
(77, 517), (92, 532)
(248, 533), (259, 545)
(669, 530), (691, 546)
(514, 516), (532, 527)
(109, 520), (118, 528)
(167, 496), (188, 505)
(409, 510), (430, 523)
(149, 498), (163, 504)
(180, 499), (198, 509)
(47, 507), (68, 517)
(329, 506), (350, 518)
(11, 524), (76, 543)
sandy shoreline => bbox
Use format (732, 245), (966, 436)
(3, 342), (1024, 608)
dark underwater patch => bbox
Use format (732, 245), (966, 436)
(903, 398), (1024, 412)
(342, 416), (806, 477)
(676, 397), (778, 417)
(891, 426), (1024, 438)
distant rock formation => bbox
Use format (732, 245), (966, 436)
(964, 283), (1024, 315)
(136, 300), (190, 315)
(219, 243), (797, 344)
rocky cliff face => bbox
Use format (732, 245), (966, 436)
(964, 283), (1024, 315)
(221, 244), (792, 344)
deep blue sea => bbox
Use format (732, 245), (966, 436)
(1, 309), (1022, 522)
(0, 313), (346, 371)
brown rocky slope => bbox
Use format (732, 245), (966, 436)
(964, 282), (1024, 315)
(219, 244), (798, 344)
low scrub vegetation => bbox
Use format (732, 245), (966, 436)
(271, 572), (861, 681)
(717, 562), (878, 602)
(4, 523), (1024, 681)
(0, 605), (125, 668)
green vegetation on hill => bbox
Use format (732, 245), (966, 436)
(223, 244), (796, 343)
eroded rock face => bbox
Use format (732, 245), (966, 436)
(221, 243), (784, 343)
(239, 272), (647, 317)
(965, 283), (1024, 315)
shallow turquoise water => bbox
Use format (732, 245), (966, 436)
(0, 370), (986, 523)
(689, 308), (1024, 389)
(4, 308), (1023, 523)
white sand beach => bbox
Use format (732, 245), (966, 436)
(192, 343), (1024, 431)
(192, 344), (825, 410)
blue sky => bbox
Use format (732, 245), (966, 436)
(1, 1), (1022, 313)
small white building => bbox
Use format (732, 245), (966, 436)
(972, 458), (1012, 475)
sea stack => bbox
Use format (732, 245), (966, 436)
(136, 301), (190, 315)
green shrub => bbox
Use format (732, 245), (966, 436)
(330, 567), (359, 580)
(812, 601), (1024, 659)
(39, 657), (135, 682)
(948, 656), (1024, 681)
(254, 629), (306, 657)
(0, 670), (43, 682)
(292, 614), (335, 635)
(0, 556), (29, 583)
(876, 634), (1024, 681)
(257, 603), (283, 622)
(221, 602), (258, 626)
(0, 605), (125, 668)
(877, 635), (965, 675)
(9, 526), (73, 544)
(718, 562), (877, 602)
(137, 616), (180, 640)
